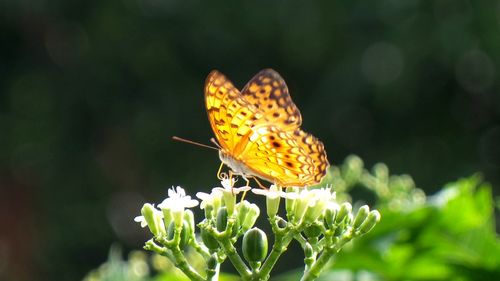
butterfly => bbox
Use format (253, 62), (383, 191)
(205, 69), (329, 187)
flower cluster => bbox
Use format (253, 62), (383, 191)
(135, 178), (380, 281)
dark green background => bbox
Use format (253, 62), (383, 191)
(1, 0), (499, 280)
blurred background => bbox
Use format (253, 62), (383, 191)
(1, 0), (499, 280)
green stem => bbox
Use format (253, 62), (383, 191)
(146, 240), (204, 281)
(219, 235), (251, 278)
(190, 237), (211, 260)
(300, 231), (354, 281)
(258, 227), (296, 280)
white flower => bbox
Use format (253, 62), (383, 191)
(286, 187), (336, 223)
(196, 189), (223, 209)
(251, 184), (287, 198)
(307, 187), (336, 207)
(158, 186), (199, 212)
(252, 185), (285, 218)
(214, 177), (251, 194)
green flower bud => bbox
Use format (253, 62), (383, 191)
(204, 204), (214, 220)
(357, 210), (381, 235)
(293, 194), (311, 224)
(222, 190), (236, 216)
(201, 228), (219, 250)
(342, 155), (364, 185)
(265, 185), (282, 218)
(141, 204), (164, 236)
(304, 242), (314, 258)
(216, 207), (228, 232)
(242, 204), (260, 232)
(212, 192), (223, 216)
(167, 221), (189, 248)
(285, 187), (298, 219)
(242, 228), (268, 263)
(236, 201), (252, 227)
(304, 198), (327, 224)
(161, 207), (173, 232)
(373, 163), (389, 182)
(335, 202), (352, 224)
(324, 204), (339, 229)
(184, 209), (195, 237)
(172, 208), (184, 228)
(353, 205), (370, 230)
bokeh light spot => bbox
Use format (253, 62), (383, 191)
(361, 42), (404, 85)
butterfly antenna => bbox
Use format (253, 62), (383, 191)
(172, 136), (219, 150)
(210, 138), (221, 149)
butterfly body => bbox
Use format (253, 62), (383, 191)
(205, 69), (329, 187)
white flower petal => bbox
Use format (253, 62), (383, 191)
(134, 216), (148, 228)
(196, 192), (210, 200)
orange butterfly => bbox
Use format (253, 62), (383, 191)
(205, 69), (329, 187)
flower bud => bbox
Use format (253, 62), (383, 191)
(242, 204), (260, 232)
(171, 208), (184, 228)
(293, 192), (312, 224)
(167, 221), (189, 248)
(304, 197), (327, 224)
(216, 207), (228, 232)
(161, 207), (173, 231)
(357, 210), (381, 235)
(141, 204), (165, 236)
(242, 228), (268, 263)
(304, 242), (314, 258)
(222, 190), (236, 216)
(184, 209), (195, 237)
(353, 205), (370, 230)
(236, 201), (252, 227)
(266, 185), (281, 218)
(335, 202), (352, 224)
(324, 203), (339, 229)
(373, 163), (389, 182)
(342, 155), (363, 185)
(285, 187), (298, 218)
(204, 204), (214, 220)
(212, 191), (223, 214)
(201, 228), (219, 250)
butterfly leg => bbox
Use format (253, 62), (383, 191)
(216, 162), (225, 180)
(239, 176), (251, 201)
(252, 177), (268, 190)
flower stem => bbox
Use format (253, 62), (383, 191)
(145, 239), (204, 281)
(219, 234), (251, 278)
(300, 230), (354, 281)
(258, 219), (297, 280)
(190, 237), (211, 260)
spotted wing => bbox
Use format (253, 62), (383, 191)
(240, 126), (329, 187)
(205, 70), (263, 153)
(241, 69), (302, 129)
(292, 129), (329, 184)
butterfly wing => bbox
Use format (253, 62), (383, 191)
(205, 70), (262, 154)
(241, 126), (328, 186)
(241, 69), (302, 129)
(292, 129), (329, 184)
